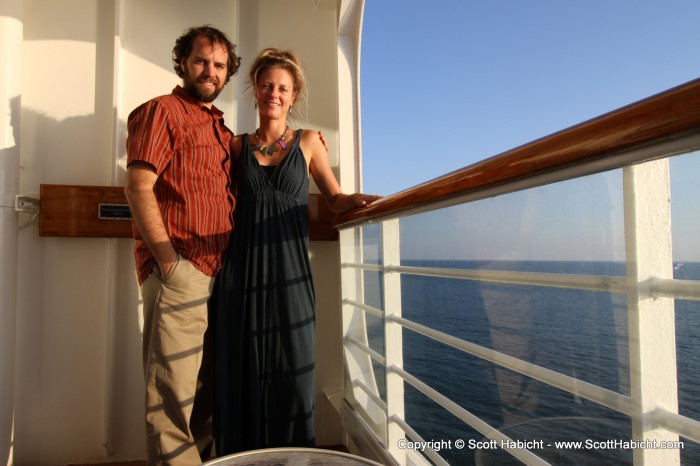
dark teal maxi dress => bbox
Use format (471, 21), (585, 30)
(212, 130), (316, 455)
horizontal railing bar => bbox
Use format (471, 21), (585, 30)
(335, 78), (700, 229)
(390, 315), (634, 416)
(345, 335), (386, 365)
(344, 262), (628, 293)
(342, 262), (383, 272)
(345, 263), (700, 300)
(351, 378), (388, 413)
(647, 408), (700, 444)
(343, 298), (385, 319)
(389, 415), (450, 466)
(391, 365), (552, 466)
(388, 265), (628, 293)
(646, 277), (700, 301)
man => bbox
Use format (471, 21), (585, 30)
(124, 25), (240, 465)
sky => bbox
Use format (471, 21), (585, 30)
(358, 1), (700, 262)
(359, 0), (700, 197)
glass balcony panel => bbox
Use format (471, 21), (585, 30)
(402, 382), (487, 465)
(399, 170), (624, 269)
(362, 269), (383, 310)
(669, 150), (700, 427)
(361, 266), (385, 398)
(674, 297), (700, 465)
(360, 224), (388, 402)
(397, 171), (630, 403)
(402, 274), (630, 394)
(385, 171), (632, 464)
(674, 297), (700, 420)
(362, 223), (382, 265)
(347, 148), (700, 464)
(343, 225), (387, 439)
(403, 330), (633, 465)
(670, 150), (700, 265)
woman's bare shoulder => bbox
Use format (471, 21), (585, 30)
(299, 128), (326, 152)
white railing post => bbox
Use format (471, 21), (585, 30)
(381, 219), (406, 463)
(623, 160), (680, 465)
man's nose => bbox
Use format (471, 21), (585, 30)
(202, 61), (215, 75)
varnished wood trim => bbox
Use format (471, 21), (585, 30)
(308, 193), (339, 241)
(39, 184), (133, 238)
(38, 185), (337, 241)
(334, 78), (700, 229)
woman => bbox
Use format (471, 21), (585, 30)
(212, 48), (379, 455)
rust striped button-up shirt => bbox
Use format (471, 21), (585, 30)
(126, 86), (234, 285)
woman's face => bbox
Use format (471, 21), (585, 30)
(255, 66), (296, 121)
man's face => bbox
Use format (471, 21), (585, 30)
(181, 35), (228, 106)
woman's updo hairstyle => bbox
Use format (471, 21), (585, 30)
(248, 48), (308, 119)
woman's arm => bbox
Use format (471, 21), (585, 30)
(304, 130), (381, 214)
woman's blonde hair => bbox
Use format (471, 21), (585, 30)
(248, 47), (307, 119)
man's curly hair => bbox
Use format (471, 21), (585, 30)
(172, 25), (241, 83)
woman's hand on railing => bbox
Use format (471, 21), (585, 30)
(351, 193), (382, 209)
(328, 192), (382, 214)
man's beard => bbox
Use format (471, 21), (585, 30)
(184, 77), (224, 103)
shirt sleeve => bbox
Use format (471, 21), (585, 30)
(126, 98), (175, 175)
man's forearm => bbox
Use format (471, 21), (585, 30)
(125, 166), (178, 275)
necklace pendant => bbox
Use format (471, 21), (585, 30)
(254, 126), (287, 156)
(255, 144), (278, 157)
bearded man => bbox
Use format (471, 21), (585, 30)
(124, 25), (240, 465)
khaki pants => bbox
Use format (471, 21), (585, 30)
(141, 255), (215, 465)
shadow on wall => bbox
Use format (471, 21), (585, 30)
(0, 94), (21, 466)
(12, 98), (146, 462)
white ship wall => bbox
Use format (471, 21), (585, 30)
(1, 0), (362, 463)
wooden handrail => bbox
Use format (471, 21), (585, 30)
(334, 78), (700, 229)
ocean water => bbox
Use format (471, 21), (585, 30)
(363, 260), (700, 465)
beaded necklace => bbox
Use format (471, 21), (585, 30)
(253, 126), (288, 156)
